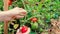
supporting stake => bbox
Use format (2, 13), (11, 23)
(4, 0), (8, 34)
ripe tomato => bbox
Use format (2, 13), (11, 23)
(8, 0), (12, 6)
(30, 17), (38, 22)
(21, 26), (28, 33)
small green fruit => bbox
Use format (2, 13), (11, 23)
(13, 24), (19, 29)
(31, 23), (38, 30)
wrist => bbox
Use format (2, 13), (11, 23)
(0, 11), (10, 21)
(8, 9), (20, 16)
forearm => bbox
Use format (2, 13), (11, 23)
(0, 10), (16, 21)
(0, 7), (26, 21)
(0, 11), (9, 21)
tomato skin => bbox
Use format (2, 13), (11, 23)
(30, 17), (38, 22)
(21, 26), (28, 33)
(8, 0), (12, 6)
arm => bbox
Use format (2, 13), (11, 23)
(0, 7), (27, 21)
(0, 11), (8, 21)
(0, 11), (15, 21)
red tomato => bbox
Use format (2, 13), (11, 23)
(30, 17), (38, 22)
(8, 0), (12, 6)
(21, 26), (28, 33)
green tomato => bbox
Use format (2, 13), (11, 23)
(31, 23), (38, 30)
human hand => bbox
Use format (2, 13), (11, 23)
(16, 27), (30, 34)
(0, 7), (27, 21)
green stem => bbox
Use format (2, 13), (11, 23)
(21, 0), (26, 9)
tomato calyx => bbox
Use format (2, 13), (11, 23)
(21, 26), (28, 33)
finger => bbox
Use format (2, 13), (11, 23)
(16, 28), (22, 34)
(19, 12), (27, 16)
(19, 8), (27, 16)
(20, 9), (27, 13)
(14, 7), (23, 10)
(15, 15), (24, 19)
(17, 29), (20, 33)
(11, 7), (27, 16)
(19, 8), (24, 10)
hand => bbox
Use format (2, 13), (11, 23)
(0, 7), (27, 21)
(16, 27), (30, 34)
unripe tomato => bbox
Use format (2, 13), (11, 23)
(21, 26), (28, 33)
(31, 23), (38, 30)
(30, 17), (38, 22)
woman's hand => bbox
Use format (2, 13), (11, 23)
(16, 27), (30, 34)
(0, 7), (27, 21)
